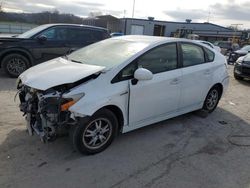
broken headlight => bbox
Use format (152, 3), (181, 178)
(61, 93), (85, 112)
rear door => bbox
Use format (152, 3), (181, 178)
(65, 27), (108, 53)
(179, 42), (213, 110)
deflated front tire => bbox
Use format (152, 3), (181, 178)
(69, 109), (118, 155)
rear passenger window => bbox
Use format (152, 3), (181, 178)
(91, 30), (105, 41)
(181, 43), (205, 67)
(204, 47), (215, 62)
(67, 28), (84, 41)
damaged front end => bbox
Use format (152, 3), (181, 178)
(17, 83), (83, 142)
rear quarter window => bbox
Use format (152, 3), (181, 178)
(204, 47), (215, 62)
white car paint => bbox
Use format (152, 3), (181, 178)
(196, 40), (221, 53)
(18, 57), (105, 90)
(19, 35), (229, 134)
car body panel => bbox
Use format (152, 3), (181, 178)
(234, 54), (250, 79)
(129, 69), (182, 125)
(19, 57), (105, 90)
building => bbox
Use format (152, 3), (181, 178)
(122, 18), (242, 42)
(82, 15), (123, 33)
(82, 15), (242, 42)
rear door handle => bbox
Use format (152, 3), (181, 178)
(170, 78), (180, 85)
(204, 69), (211, 75)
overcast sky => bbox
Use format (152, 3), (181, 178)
(2, 0), (250, 29)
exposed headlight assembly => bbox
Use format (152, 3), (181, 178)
(61, 93), (85, 111)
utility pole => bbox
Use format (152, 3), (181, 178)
(132, 0), (135, 18)
(123, 10), (126, 18)
(207, 11), (211, 23)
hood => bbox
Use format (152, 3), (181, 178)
(19, 57), (105, 90)
(235, 49), (248, 55)
(0, 37), (24, 42)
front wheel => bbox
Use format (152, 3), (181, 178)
(202, 87), (221, 113)
(2, 54), (29, 77)
(234, 73), (243, 80)
(70, 109), (118, 155)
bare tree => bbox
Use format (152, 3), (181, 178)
(0, 1), (4, 12)
(88, 11), (103, 18)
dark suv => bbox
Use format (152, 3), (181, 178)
(0, 24), (109, 77)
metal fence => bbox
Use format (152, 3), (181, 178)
(0, 22), (37, 34)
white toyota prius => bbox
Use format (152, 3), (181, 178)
(17, 36), (229, 154)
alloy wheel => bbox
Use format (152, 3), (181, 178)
(6, 57), (27, 76)
(206, 89), (219, 110)
(82, 118), (112, 149)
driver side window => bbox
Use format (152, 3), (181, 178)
(138, 43), (177, 74)
(111, 43), (178, 84)
(40, 28), (56, 40)
(39, 27), (68, 41)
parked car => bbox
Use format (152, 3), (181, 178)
(228, 45), (250, 64)
(234, 53), (250, 80)
(110, 32), (124, 37)
(17, 36), (229, 155)
(196, 40), (221, 52)
(0, 24), (109, 77)
(213, 41), (233, 55)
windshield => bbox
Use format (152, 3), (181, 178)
(67, 38), (149, 69)
(18, 24), (50, 38)
(241, 45), (250, 51)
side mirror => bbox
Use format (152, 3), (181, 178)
(37, 35), (47, 42)
(134, 68), (153, 81)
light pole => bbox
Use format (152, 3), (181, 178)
(132, 0), (135, 18)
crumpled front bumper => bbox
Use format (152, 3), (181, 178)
(18, 84), (76, 142)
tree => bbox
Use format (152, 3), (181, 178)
(88, 11), (103, 18)
(0, 1), (4, 12)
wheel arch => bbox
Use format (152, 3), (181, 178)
(95, 105), (124, 134)
(210, 83), (223, 99)
(0, 48), (34, 68)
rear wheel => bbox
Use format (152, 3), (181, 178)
(202, 86), (221, 113)
(70, 109), (118, 155)
(2, 54), (29, 77)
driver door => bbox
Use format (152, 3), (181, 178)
(31, 26), (70, 64)
(128, 43), (182, 126)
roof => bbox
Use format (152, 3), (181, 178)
(123, 18), (233, 31)
(111, 35), (190, 44)
(41, 23), (108, 31)
(96, 15), (119, 21)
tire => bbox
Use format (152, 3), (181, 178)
(2, 53), (29, 78)
(202, 86), (221, 113)
(234, 73), (243, 80)
(70, 109), (118, 155)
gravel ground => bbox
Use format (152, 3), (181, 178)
(0, 66), (250, 188)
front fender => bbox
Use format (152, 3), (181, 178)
(69, 94), (128, 125)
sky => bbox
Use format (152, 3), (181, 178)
(2, 0), (250, 29)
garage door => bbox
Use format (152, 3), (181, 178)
(131, 25), (144, 35)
